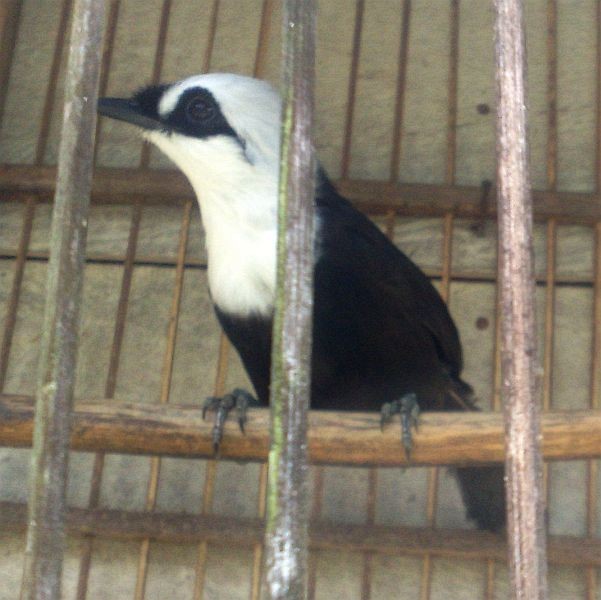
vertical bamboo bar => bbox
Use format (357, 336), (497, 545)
(190, 5), (223, 597)
(445, 0), (459, 186)
(542, 0), (558, 468)
(338, 3), (374, 597)
(192, 335), (230, 600)
(251, 6), (276, 597)
(540, 0), (558, 498)
(545, 0), (557, 190)
(0, 0), (22, 129)
(254, 0), (274, 79)
(74, 4), (143, 596)
(133, 200), (191, 600)
(389, 0), (411, 182)
(487, 260), (503, 600)
(0, 197), (34, 390)
(542, 223), (556, 405)
(587, 5), (601, 599)
(201, 0), (220, 75)
(251, 461), (270, 600)
(91, 0), (120, 160)
(74, 202), (141, 600)
(129, 4), (174, 596)
(423, 3), (459, 595)
(493, 1), (548, 599)
(265, 1), (316, 598)
(541, 7), (558, 505)
(306, 468), (324, 600)
(20, 1), (105, 599)
(587, 223), (601, 600)
(340, 0), (364, 180)
(35, 0), (73, 167)
(359, 211), (396, 600)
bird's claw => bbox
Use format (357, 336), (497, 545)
(202, 388), (256, 454)
(380, 392), (420, 460)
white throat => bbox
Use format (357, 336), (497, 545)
(149, 131), (278, 317)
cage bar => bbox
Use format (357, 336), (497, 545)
(494, 0), (548, 598)
(264, 1), (316, 597)
(19, 1), (105, 599)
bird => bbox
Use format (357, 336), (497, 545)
(97, 73), (506, 532)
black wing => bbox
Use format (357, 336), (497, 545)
(310, 175), (470, 411)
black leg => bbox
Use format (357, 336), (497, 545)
(380, 392), (420, 459)
(202, 388), (257, 453)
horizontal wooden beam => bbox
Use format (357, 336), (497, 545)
(1, 394), (599, 466)
(1, 164), (601, 223)
(1, 501), (599, 567)
(0, 249), (595, 288)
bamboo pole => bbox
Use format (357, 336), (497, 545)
(1, 395), (600, 466)
(265, 1), (316, 598)
(493, 0), (548, 598)
(19, 1), (105, 599)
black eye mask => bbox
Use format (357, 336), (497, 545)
(98, 84), (250, 160)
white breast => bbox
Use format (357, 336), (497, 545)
(145, 123), (280, 317)
(204, 210), (277, 316)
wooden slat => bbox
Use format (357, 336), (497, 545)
(1, 501), (599, 568)
(1, 395), (600, 466)
(3, 165), (601, 223)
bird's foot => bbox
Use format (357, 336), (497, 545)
(380, 392), (420, 460)
(202, 388), (257, 454)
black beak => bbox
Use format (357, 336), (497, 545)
(97, 97), (164, 131)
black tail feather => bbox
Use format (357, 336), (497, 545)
(446, 377), (506, 532)
(454, 464), (506, 532)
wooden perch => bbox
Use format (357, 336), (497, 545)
(1, 394), (599, 466)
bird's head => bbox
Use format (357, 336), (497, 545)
(98, 73), (282, 219)
(98, 74), (286, 316)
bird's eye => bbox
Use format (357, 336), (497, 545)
(185, 95), (215, 123)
